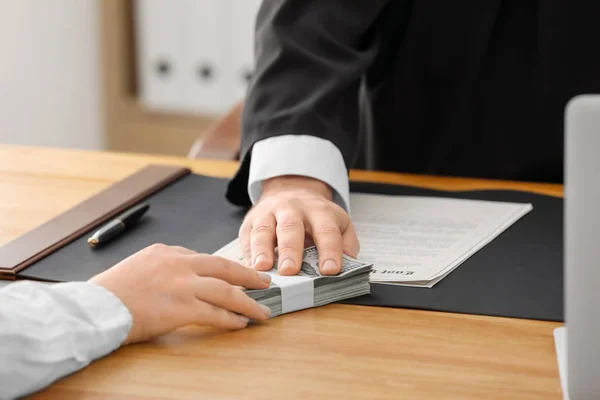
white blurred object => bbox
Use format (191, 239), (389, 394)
(134, 0), (262, 116)
(556, 95), (600, 400)
(0, 0), (103, 149)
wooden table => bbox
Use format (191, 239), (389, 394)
(0, 145), (563, 399)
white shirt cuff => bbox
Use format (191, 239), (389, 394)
(0, 281), (132, 399)
(51, 282), (133, 357)
(248, 135), (351, 213)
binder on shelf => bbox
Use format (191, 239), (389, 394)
(228, 0), (263, 104)
(134, 0), (186, 112)
(180, 0), (231, 115)
(134, 0), (263, 116)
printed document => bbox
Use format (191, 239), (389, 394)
(349, 193), (532, 287)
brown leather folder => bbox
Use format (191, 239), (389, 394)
(0, 164), (190, 280)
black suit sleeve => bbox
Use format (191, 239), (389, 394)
(226, 0), (392, 206)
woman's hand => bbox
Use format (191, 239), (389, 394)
(89, 244), (272, 345)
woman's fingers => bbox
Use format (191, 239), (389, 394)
(192, 276), (271, 321)
(188, 255), (272, 289)
(195, 302), (252, 330)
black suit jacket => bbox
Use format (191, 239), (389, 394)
(226, 0), (600, 206)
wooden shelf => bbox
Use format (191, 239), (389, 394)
(100, 0), (217, 156)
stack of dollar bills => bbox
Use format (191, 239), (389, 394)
(214, 240), (373, 318)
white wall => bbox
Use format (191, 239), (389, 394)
(0, 0), (103, 150)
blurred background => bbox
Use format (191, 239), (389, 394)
(0, 0), (260, 158)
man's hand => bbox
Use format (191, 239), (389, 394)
(239, 176), (360, 276)
(89, 244), (272, 345)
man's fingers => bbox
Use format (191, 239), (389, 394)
(275, 209), (305, 275)
(304, 236), (315, 248)
(194, 277), (271, 321)
(342, 220), (360, 258)
(189, 255), (271, 289)
(238, 220), (253, 267)
(330, 205), (360, 258)
(307, 213), (343, 276)
(250, 214), (276, 271)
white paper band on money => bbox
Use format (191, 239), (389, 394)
(265, 271), (314, 313)
(212, 239), (315, 313)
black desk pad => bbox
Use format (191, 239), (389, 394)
(23, 174), (563, 322)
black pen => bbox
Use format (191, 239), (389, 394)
(87, 203), (150, 247)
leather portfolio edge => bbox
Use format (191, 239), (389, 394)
(0, 164), (191, 280)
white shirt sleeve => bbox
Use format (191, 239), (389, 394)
(248, 135), (351, 213)
(0, 281), (132, 400)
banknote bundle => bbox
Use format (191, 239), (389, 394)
(214, 241), (373, 317)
